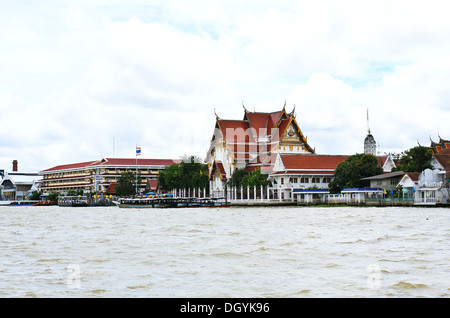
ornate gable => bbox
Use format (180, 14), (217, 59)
(278, 117), (314, 153)
(284, 121), (300, 140)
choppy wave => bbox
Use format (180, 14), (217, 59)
(0, 205), (448, 297)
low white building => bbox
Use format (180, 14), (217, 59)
(397, 172), (420, 200)
(414, 168), (448, 205)
(268, 153), (347, 200)
(0, 171), (42, 201)
(413, 148), (450, 205)
(268, 152), (397, 201)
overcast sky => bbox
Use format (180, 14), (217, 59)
(2, 0), (450, 172)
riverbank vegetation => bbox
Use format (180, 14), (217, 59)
(157, 155), (209, 192)
(328, 153), (383, 194)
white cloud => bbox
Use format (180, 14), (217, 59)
(2, 1), (450, 171)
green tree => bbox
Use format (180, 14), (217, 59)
(46, 191), (59, 204)
(158, 163), (183, 190)
(180, 155), (209, 190)
(115, 171), (142, 196)
(329, 153), (383, 194)
(29, 190), (43, 200)
(227, 168), (248, 187)
(241, 169), (268, 188)
(393, 146), (433, 172)
(157, 155), (209, 192)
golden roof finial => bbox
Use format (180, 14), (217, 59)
(242, 100), (248, 112)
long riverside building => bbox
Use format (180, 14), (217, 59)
(39, 157), (178, 195)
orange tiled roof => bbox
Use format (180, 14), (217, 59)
(280, 154), (348, 170)
(215, 107), (314, 153)
(40, 158), (179, 173)
(433, 151), (450, 173)
(405, 172), (420, 182)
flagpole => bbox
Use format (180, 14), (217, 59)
(136, 145), (138, 195)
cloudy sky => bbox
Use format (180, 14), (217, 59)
(2, 0), (450, 172)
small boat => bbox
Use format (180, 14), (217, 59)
(32, 201), (57, 206)
(117, 196), (230, 208)
(187, 198), (201, 208)
(117, 198), (157, 208)
(198, 198), (215, 207)
(117, 197), (178, 208)
(9, 200), (41, 206)
(58, 196), (89, 207)
(216, 197), (230, 207)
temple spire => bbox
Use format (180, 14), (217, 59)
(364, 108), (376, 155)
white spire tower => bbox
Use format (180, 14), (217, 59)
(364, 109), (377, 155)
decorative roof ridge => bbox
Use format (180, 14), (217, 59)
(218, 118), (248, 122)
(279, 153), (347, 157)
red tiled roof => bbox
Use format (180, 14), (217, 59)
(268, 111), (285, 130)
(271, 170), (335, 175)
(377, 156), (387, 167)
(93, 158), (179, 167)
(105, 183), (118, 194)
(218, 119), (254, 142)
(433, 152), (450, 172)
(40, 161), (98, 172)
(217, 109), (296, 141)
(280, 154), (348, 170)
(437, 148), (450, 155)
(147, 179), (158, 191)
(216, 108), (315, 153)
(277, 118), (291, 139)
(210, 161), (227, 179)
(405, 172), (420, 182)
(40, 158), (179, 173)
(245, 112), (270, 136)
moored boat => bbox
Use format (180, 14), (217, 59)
(117, 198), (158, 208)
(8, 200), (41, 206)
(117, 196), (229, 208)
(58, 196), (89, 207)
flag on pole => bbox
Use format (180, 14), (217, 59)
(136, 146), (141, 156)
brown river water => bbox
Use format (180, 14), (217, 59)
(0, 205), (448, 297)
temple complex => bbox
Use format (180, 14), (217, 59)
(206, 104), (315, 194)
(206, 104), (395, 199)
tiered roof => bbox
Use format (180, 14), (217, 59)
(433, 148), (450, 179)
(213, 105), (314, 160)
(430, 136), (450, 154)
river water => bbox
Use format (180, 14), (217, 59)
(0, 205), (448, 298)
